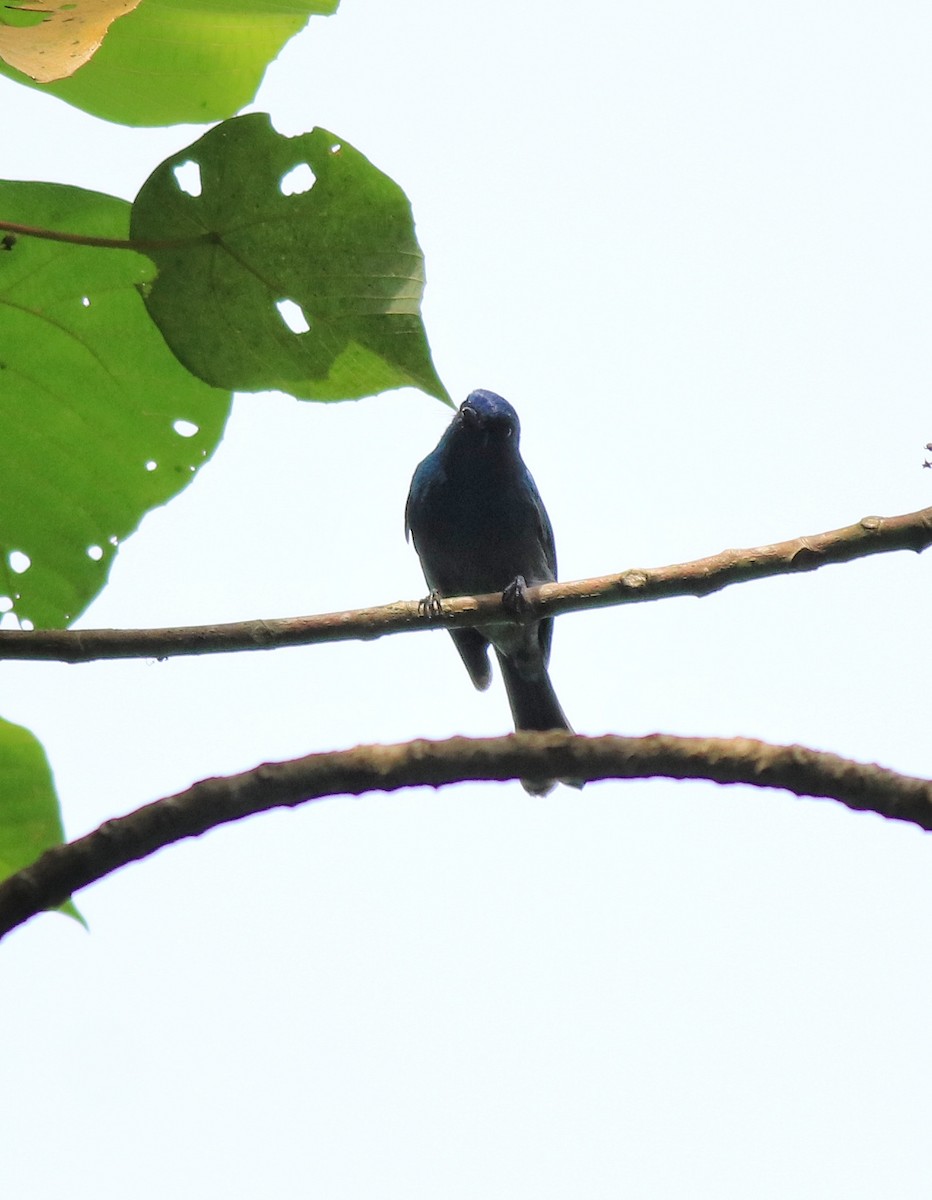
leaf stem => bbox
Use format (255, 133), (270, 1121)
(0, 219), (213, 252)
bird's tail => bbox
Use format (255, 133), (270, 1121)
(497, 653), (572, 733)
(496, 652), (580, 796)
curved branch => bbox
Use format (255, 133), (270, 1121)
(1, 731), (929, 939)
(1, 504), (930, 664)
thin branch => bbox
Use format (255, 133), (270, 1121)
(1, 731), (929, 939)
(0, 219), (214, 253)
(1, 504), (931, 664)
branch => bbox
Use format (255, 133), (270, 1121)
(1, 731), (930, 940)
(2, 504), (930, 664)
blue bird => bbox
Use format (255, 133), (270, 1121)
(405, 389), (572, 793)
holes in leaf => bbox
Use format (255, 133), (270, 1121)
(0, 596), (12, 612)
(87, 545), (104, 562)
(8, 551), (30, 574)
(173, 160), (203, 198)
(20, 618), (33, 631)
(145, 460), (158, 472)
(80, 296), (91, 308)
(330, 143), (342, 154)
(276, 299), (310, 335)
(280, 163), (316, 196)
(173, 419), (199, 438)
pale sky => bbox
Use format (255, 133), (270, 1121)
(3, 3), (932, 1197)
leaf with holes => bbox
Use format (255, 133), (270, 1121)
(0, 716), (83, 925)
(0, 181), (231, 630)
(0, 0), (144, 84)
(0, 0), (340, 127)
(131, 114), (451, 405)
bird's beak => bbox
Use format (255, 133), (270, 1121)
(459, 403), (479, 428)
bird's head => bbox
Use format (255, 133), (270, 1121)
(455, 389), (521, 448)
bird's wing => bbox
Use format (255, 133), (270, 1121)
(403, 482), (415, 543)
(534, 490), (558, 579)
(450, 627), (492, 691)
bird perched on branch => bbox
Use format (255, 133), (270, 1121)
(405, 389), (572, 794)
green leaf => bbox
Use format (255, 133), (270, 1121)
(0, 0), (339, 127)
(132, 114), (451, 405)
(0, 6), (47, 30)
(0, 182), (232, 630)
(0, 716), (83, 925)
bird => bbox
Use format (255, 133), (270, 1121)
(405, 389), (573, 794)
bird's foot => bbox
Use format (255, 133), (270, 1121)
(418, 589), (444, 619)
(502, 575), (530, 618)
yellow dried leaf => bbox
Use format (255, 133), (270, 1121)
(0, 0), (143, 83)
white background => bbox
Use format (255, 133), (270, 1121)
(3, 2), (932, 1196)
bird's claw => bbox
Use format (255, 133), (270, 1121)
(418, 589), (444, 619)
(502, 575), (530, 618)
